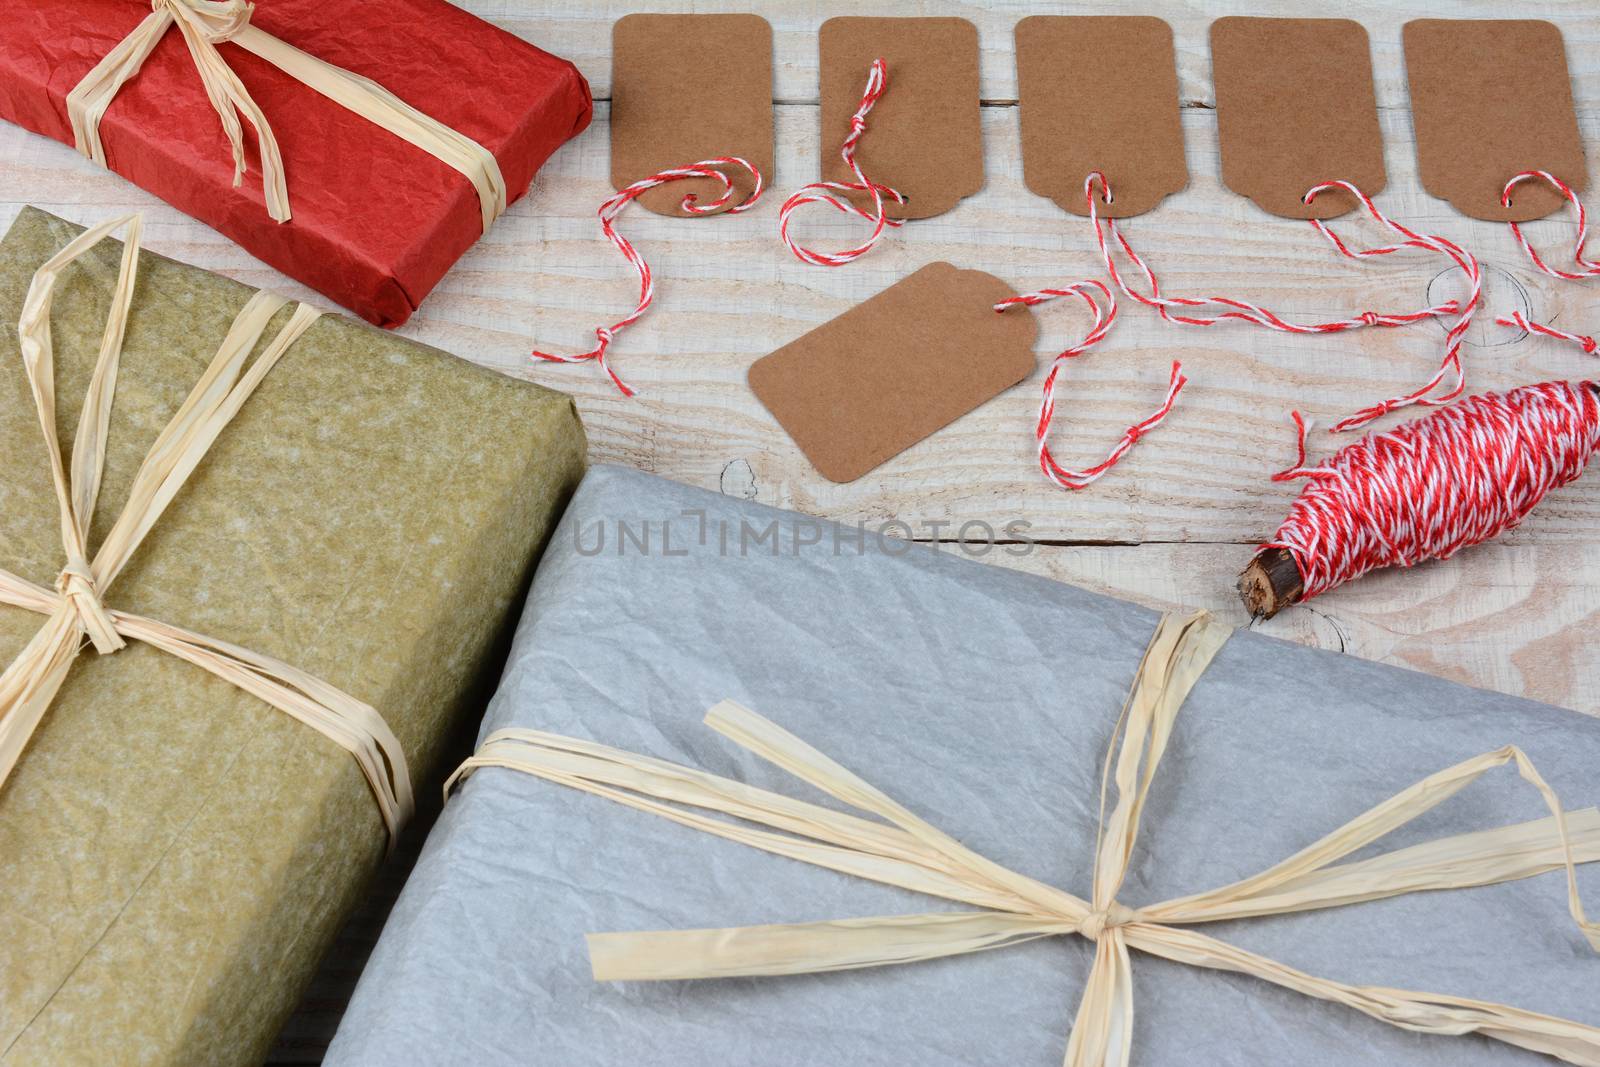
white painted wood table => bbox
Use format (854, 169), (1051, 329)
(4, 2), (1595, 718)
(5, 2), (1595, 1060)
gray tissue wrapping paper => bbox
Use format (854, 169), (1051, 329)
(326, 465), (1600, 1066)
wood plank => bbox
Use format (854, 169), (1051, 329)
(460, 0), (1600, 108)
(7, 101), (1595, 545)
(2, 2), (1596, 696)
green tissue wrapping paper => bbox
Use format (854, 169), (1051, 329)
(0, 207), (586, 1067)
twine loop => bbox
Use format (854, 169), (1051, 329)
(779, 58), (906, 267)
(531, 157), (764, 398)
(1503, 170), (1600, 281)
(1496, 173), (1600, 358)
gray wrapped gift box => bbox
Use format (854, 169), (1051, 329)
(326, 465), (1599, 1066)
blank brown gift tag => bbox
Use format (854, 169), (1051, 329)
(1404, 19), (1586, 223)
(818, 18), (983, 220)
(1015, 16), (1186, 219)
(1211, 17), (1385, 220)
(612, 14), (773, 217)
(749, 263), (1036, 483)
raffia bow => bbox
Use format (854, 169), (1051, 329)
(65, 0), (507, 228)
(450, 612), (1600, 1065)
(0, 214), (413, 844)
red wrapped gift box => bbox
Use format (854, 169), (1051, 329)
(0, 0), (592, 326)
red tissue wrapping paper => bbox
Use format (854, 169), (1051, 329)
(0, 0), (593, 326)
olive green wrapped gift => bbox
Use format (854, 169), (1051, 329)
(0, 207), (586, 1066)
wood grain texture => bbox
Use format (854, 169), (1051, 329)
(0, 4), (1596, 1055)
(4, 5), (1596, 543)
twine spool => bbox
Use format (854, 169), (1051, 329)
(1241, 380), (1600, 617)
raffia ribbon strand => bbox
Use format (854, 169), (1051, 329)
(66, 0), (506, 228)
(0, 214), (412, 845)
(452, 611), (1600, 1065)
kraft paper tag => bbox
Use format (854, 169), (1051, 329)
(1404, 19), (1586, 223)
(749, 263), (1036, 483)
(818, 17), (984, 221)
(1015, 16), (1186, 219)
(1211, 17), (1386, 220)
(612, 14), (774, 217)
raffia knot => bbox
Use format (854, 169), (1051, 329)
(1359, 311), (1382, 326)
(55, 556), (125, 656)
(1076, 903), (1137, 942)
(156, 0), (254, 42)
(1581, 335), (1598, 355)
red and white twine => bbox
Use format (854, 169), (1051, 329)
(779, 58), (906, 266)
(995, 280), (1186, 489)
(531, 157), (764, 396)
(1499, 310), (1598, 357)
(1267, 381), (1600, 601)
(1082, 172), (1482, 432)
(1496, 170), (1599, 357)
(1503, 170), (1600, 281)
